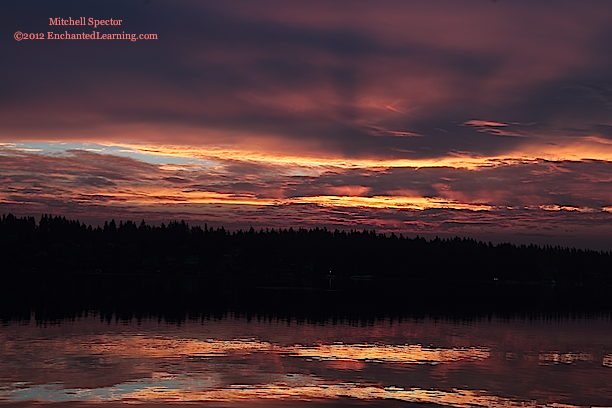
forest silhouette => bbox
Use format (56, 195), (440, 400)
(1, 213), (611, 322)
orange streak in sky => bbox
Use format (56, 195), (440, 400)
(79, 189), (491, 211)
(107, 140), (612, 172)
(112, 143), (499, 170)
(291, 196), (492, 211)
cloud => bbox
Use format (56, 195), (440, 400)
(464, 120), (508, 128)
(2, 146), (612, 249)
(3, 1), (612, 249)
(4, 147), (612, 210)
(2, 0), (612, 161)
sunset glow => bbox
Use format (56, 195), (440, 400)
(4, 4), (612, 407)
(3, 0), (612, 248)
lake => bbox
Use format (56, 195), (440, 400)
(1, 314), (611, 407)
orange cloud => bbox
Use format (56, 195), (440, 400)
(289, 195), (491, 211)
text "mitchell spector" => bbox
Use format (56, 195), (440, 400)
(49, 17), (122, 29)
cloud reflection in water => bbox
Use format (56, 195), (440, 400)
(2, 321), (611, 407)
(83, 336), (490, 364)
(0, 374), (588, 408)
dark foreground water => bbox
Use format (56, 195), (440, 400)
(1, 315), (611, 407)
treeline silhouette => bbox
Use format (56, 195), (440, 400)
(1, 213), (611, 286)
(1, 213), (611, 322)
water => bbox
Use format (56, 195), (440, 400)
(1, 315), (611, 407)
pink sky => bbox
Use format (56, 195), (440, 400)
(2, 0), (612, 249)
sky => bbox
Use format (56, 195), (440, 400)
(2, 0), (612, 249)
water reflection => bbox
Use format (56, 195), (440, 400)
(605, 354), (612, 368)
(83, 336), (490, 365)
(538, 351), (593, 365)
(1, 316), (611, 407)
(0, 375), (604, 408)
(289, 343), (490, 364)
(85, 337), (273, 358)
